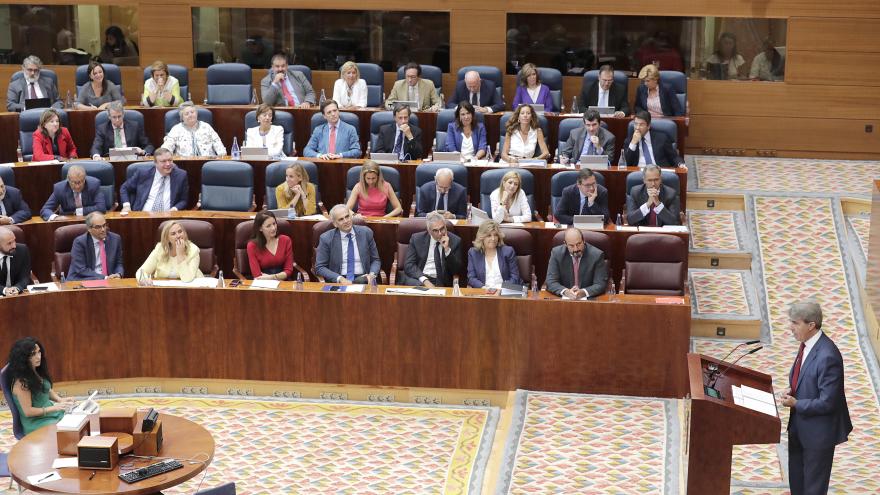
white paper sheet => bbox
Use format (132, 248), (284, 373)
(27, 471), (61, 484)
(56, 413), (88, 431)
(152, 277), (219, 288)
(344, 285), (365, 293)
(731, 385), (778, 417)
(52, 457), (79, 468)
(384, 288), (446, 296)
(296, 214), (328, 221)
(546, 222), (565, 229)
(250, 280), (280, 289)
(26, 282), (60, 292)
(27, 160), (62, 165)
(661, 225), (690, 233)
(616, 226), (638, 231)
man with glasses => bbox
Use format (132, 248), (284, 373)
(67, 212), (124, 281)
(625, 164), (680, 226)
(554, 168), (609, 225)
(545, 227), (608, 299)
(40, 166), (107, 221)
(403, 212), (462, 288)
(559, 109), (616, 166)
(578, 64), (629, 116)
(90, 102), (154, 159)
(315, 204), (381, 285)
(385, 62), (441, 111)
(6, 55), (62, 112)
(416, 167), (467, 219)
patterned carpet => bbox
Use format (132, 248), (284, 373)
(688, 210), (743, 251)
(0, 396), (498, 494)
(690, 269), (754, 317)
(495, 391), (679, 494)
(693, 156), (880, 196)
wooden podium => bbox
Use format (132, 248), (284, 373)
(686, 353), (781, 494)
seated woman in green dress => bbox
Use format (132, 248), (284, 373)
(7, 337), (70, 435)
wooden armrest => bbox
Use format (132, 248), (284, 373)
(533, 210), (544, 223)
(389, 258), (398, 286)
(293, 263), (310, 282)
(318, 201), (329, 216)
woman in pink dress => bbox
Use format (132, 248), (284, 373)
(345, 160), (403, 217)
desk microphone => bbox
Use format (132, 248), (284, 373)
(712, 339), (761, 370)
(709, 346), (763, 389)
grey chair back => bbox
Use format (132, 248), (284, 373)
(206, 63), (253, 105)
(200, 161), (254, 211)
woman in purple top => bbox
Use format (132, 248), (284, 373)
(512, 63), (554, 112)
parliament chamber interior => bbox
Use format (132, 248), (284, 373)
(0, 1), (878, 493)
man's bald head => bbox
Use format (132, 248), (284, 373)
(464, 71), (482, 93)
(0, 226), (16, 254)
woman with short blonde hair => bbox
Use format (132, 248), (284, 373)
(136, 221), (202, 281)
(490, 170), (532, 223)
(332, 61), (367, 109)
(467, 220), (521, 288)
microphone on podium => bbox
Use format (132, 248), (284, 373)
(706, 346), (764, 398)
(709, 339), (761, 374)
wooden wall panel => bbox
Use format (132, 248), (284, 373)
(139, 38), (193, 69)
(450, 44), (506, 71)
(502, 0), (880, 18)
(139, 5), (193, 38)
(788, 18), (880, 52)
(786, 51), (880, 86)
(450, 10), (506, 44)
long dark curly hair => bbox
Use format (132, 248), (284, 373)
(6, 337), (51, 393)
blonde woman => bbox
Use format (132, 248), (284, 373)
(346, 161), (402, 217)
(275, 162), (317, 216)
(500, 104), (549, 163)
(136, 221), (202, 282)
(332, 61), (367, 109)
(490, 170), (532, 223)
(634, 64), (683, 117)
(466, 220), (521, 289)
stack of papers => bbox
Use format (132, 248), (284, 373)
(26, 283), (60, 292)
(152, 277), (219, 288)
(250, 280), (280, 289)
(730, 385), (778, 417)
(384, 287), (446, 296)
(296, 214), (328, 221)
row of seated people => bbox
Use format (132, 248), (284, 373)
(8, 54), (685, 119)
(26, 96), (683, 169)
(0, 149), (679, 229)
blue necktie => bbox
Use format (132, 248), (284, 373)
(641, 139), (654, 165)
(586, 141), (596, 155)
(393, 130), (404, 157)
(346, 233), (355, 281)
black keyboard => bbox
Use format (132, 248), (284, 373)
(118, 459), (184, 483)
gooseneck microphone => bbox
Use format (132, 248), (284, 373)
(709, 346), (764, 389)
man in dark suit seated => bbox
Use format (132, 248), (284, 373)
(374, 104), (423, 160)
(315, 204), (381, 284)
(545, 227), (608, 299)
(625, 164), (680, 226)
(780, 301), (852, 495)
(447, 71), (504, 113)
(416, 167), (467, 219)
(67, 212), (124, 281)
(0, 177), (31, 225)
(90, 102), (155, 159)
(6, 55), (62, 112)
(40, 166), (107, 221)
(559, 109), (616, 166)
(624, 110), (684, 167)
(578, 65), (629, 117)
(403, 212), (462, 288)
(120, 148), (189, 213)
(0, 226), (31, 296)
(554, 169), (609, 225)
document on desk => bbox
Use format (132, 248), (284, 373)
(152, 278), (219, 288)
(27, 160), (62, 165)
(384, 287), (446, 296)
(250, 280), (280, 290)
(296, 214), (328, 221)
(52, 457), (79, 468)
(616, 226), (638, 231)
(731, 385), (778, 417)
(27, 471), (61, 485)
(27, 282), (60, 292)
(546, 222), (565, 229)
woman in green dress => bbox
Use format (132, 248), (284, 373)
(7, 337), (70, 435)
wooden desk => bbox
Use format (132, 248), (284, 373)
(8, 412), (214, 494)
(16, 212), (688, 288)
(0, 280), (690, 397)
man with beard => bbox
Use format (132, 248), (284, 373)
(6, 55), (62, 112)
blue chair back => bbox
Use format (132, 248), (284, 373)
(76, 63), (122, 91)
(309, 112), (359, 133)
(414, 163), (467, 207)
(457, 65), (503, 101)
(550, 170), (605, 213)
(479, 168), (535, 213)
(164, 108), (214, 134)
(660, 71), (687, 111)
(289, 65), (312, 83)
(0, 364), (24, 440)
(498, 111), (549, 153)
(265, 160), (320, 209)
(61, 160), (115, 207)
(11, 69), (58, 90)
(369, 111), (419, 151)
(200, 161), (254, 211)
(357, 63), (384, 107)
(0, 166), (15, 187)
(95, 108), (145, 130)
(20, 108), (68, 161)
(346, 165), (400, 214)
(537, 67), (563, 111)
(396, 64), (443, 94)
(125, 161), (156, 182)
(625, 169), (681, 196)
(144, 64), (189, 101)
(206, 63), (253, 105)
(195, 482), (236, 495)
(245, 110), (295, 156)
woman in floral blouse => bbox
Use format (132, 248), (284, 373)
(161, 102), (227, 157)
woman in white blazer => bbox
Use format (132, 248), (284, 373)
(490, 170), (532, 223)
(244, 103), (285, 159)
(332, 61), (368, 109)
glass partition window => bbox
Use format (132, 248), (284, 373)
(192, 8), (450, 72)
(0, 4), (139, 65)
(506, 14), (786, 81)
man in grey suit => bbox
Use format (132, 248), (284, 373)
(260, 54), (315, 108)
(560, 109), (616, 165)
(315, 204), (381, 284)
(545, 227), (608, 299)
(625, 164), (680, 226)
(6, 55), (62, 112)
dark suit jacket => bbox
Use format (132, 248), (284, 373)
(623, 130), (682, 167)
(1, 186), (32, 224)
(634, 81), (684, 116)
(625, 183), (680, 226)
(40, 176), (107, 220)
(466, 245), (521, 288)
(416, 181), (467, 219)
(579, 81), (630, 115)
(560, 126), (616, 164)
(315, 225), (381, 282)
(90, 119), (155, 157)
(788, 332), (853, 450)
(403, 230), (462, 287)
(120, 167), (188, 211)
(67, 231), (124, 280)
(2, 243), (31, 292)
(6, 73), (62, 112)
(32, 127), (78, 161)
(545, 243), (607, 297)
(554, 183), (610, 225)
(448, 80), (504, 112)
(374, 123), (424, 160)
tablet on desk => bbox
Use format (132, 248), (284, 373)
(578, 155), (609, 169)
(588, 105), (616, 116)
(240, 147), (269, 160)
(370, 152), (398, 164)
(432, 152), (461, 162)
(24, 97), (51, 110)
(530, 104), (545, 115)
(109, 148), (138, 161)
(573, 215), (605, 230)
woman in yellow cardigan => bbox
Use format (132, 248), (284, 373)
(136, 221), (202, 282)
(275, 162), (317, 216)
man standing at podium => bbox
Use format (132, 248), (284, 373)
(781, 301), (852, 495)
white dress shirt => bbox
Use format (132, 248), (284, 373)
(799, 331), (823, 369)
(490, 188), (532, 223)
(484, 253), (503, 289)
(27, 80), (45, 99)
(598, 88), (609, 107)
(421, 237), (450, 281)
(92, 236), (105, 276)
(460, 134), (474, 159)
(142, 171), (172, 211)
(338, 229), (364, 280)
(1, 254), (11, 287)
(332, 78), (368, 108)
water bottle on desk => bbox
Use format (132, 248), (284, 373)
(65, 90), (73, 110)
(615, 213), (623, 227)
(319, 89), (326, 106)
(295, 272), (304, 291)
(16, 141), (23, 163)
(251, 88), (258, 105)
(217, 270), (225, 288)
(452, 277), (461, 296)
(530, 272), (538, 298)
(231, 137), (241, 159)
(439, 92), (445, 109)
(571, 96), (578, 114)
(608, 279), (617, 301)
(287, 205), (297, 220)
